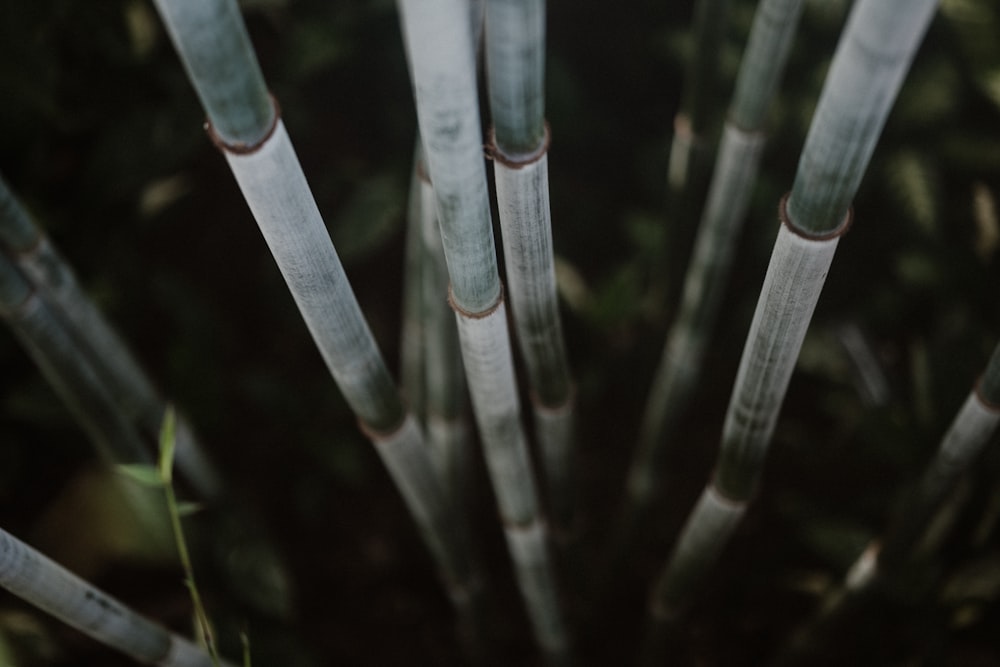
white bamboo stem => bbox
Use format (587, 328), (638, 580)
(452, 294), (569, 654)
(452, 296), (539, 525)
(0, 178), (222, 499)
(368, 415), (472, 600)
(398, 0), (500, 315)
(0, 526), (230, 667)
(220, 119), (403, 432)
(787, 0), (938, 234)
(715, 203), (850, 500)
(504, 518), (569, 657)
(628, 124), (766, 505)
(649, 484), (746, 619)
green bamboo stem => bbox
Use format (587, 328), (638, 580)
(625, 0), (804, 530)
(776, 342), (1000, 665)
(415, 152), (471, 496)
(880, 342), (1000, 567)
(0, 525), (232, 667)
(485, 0), (577, 539)
(0, 253), (150, 466)
(401, 143), (427, 420)
(643, 0), (938, 638)
(0, 176), (221, 500)
(666, 0), (730, 197)
(152, 0), (476, 614)
(399, 0), (570, 657)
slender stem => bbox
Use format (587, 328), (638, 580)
(622, 0), (804, 557)
(153, 0), (476, 623)
(159, 408), (221, 667)
(644, 0), (938, 636)
(485, 0), (577, 538)
(0, 525), (231, 666)
(0, 175), (222, 499)
(399, 0), (570, 658)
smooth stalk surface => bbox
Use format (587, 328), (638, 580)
(485, 0), (577, 537)
(0, 176), (221, 499)
(0, 526), (231, 666)
(644, 0), (938, 641)
(153, 0), (476, 617)
(398, 0), (570, 658)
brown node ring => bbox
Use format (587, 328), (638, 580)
(357, 411), (409, 443)
(779, 191), (854, 241)
(486, 122), (551, 169)
(530, 383), (577, 416)
(204, 94), (282, 156)
(447, 282), (505, 320)
(974, 377), (1000, 412)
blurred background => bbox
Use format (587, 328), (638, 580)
(1, 0), (1000, 664)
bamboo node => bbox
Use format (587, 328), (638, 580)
(530, 384), (576, 416)
(357, 411), (409, 442)
(973, 377), (1000, 412)
(485, 122), (551, 169)
(779, 192), (853, 241)
(0, 286), (39, 320)
(447, 282), (504, 320)
(205, 94), (282, 156)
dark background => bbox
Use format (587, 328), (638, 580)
(1, 0), (1000, 664)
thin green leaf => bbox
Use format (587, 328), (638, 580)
(176, 502), (204, 518)
(115, 464), (164, 489)
(158, 406), (176, 485)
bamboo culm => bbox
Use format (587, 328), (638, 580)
(0, 176), (221, 499)
(666, 0), (730, 195)
(153, 0), (476, 611)
(624, 0), (804, 555)
(415, 153), (471, 496)
(485, 0), (577, 537)
(645, 0), (938, 631)
(0, 252), (151, 466)
(398, 0), (570, 656)
(0, 526), (231, 667)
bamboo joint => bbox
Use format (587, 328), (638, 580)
(206, 93), (282, 155)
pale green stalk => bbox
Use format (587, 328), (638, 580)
(625, 0), (805, 539)
(0, 525), (232, 666)
(151, 0), (475, 613)
(485, 0), (576, 537)
(0, 252), (150, 466)
(0, 176), (221, 499)
(777, 342), (1000, 665)
(400, 143), (427, 419)
(666, 0), (730, 198)
(415, 150), (470, 496)
(643, 0), (938, 646)
(398, 0), (570, 659)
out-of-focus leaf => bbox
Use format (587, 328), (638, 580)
(116, 463), (163, 488)
(885, 150), (940, 235)
(329, 174), (404, 263)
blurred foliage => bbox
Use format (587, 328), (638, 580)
(0, 0), (999, 665)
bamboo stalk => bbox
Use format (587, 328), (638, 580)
(642, 0), (938, 641)
(0, 252), (151, 466)
(415, 152), (470, 497)
(398, 0), (570, 658)
(151, 0), (476, 615)
(0, 525), (231, 667)
(776, 342), (1000, 665)
(484, 0), (577, 537)
(0, 176), (221, 499)
(400, 143), (427, 420)
(666, 0), (730, 227)
(619, 0), (805, 582)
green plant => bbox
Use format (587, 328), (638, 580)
(3, 0), (1000, 664)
